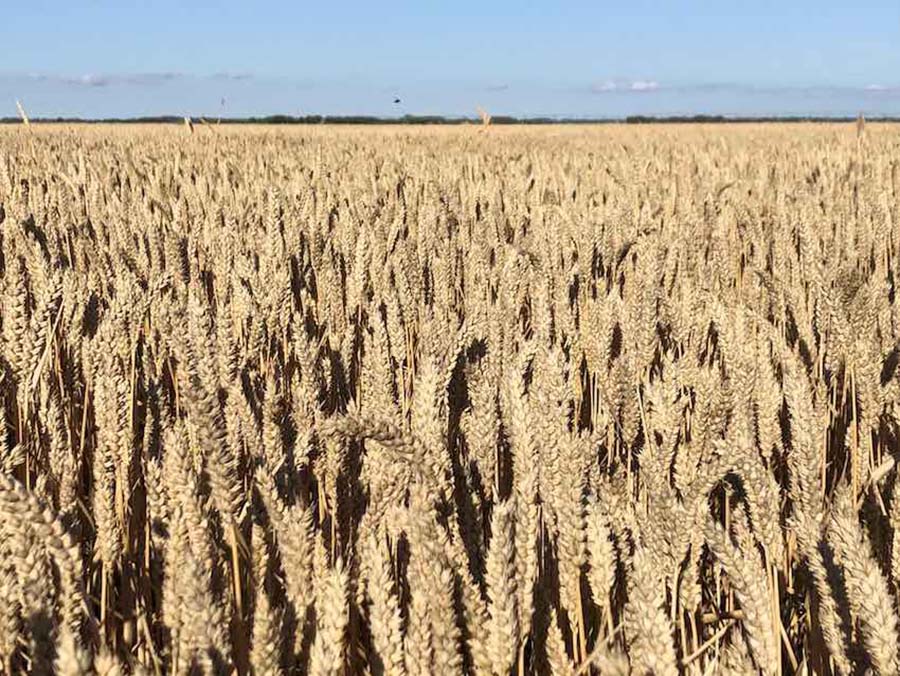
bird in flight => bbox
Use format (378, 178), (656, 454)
(393, 97), (401, 104)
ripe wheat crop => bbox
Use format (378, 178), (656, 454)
(1, 122), (899, 674)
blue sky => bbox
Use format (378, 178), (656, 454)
(2, 1), (900, 118)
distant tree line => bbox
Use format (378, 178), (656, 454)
(622, 114), (890, 124)
(1, 114), (895, 125)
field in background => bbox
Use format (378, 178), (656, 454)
(1, 122), (899, 674)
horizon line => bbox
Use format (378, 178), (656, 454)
(0, 113), (887, 125)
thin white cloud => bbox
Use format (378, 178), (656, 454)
(863, 84), (900, 93)
(66, 74), (109, 87)
(588, 80), (900, 97)
(629, 80), (659, 92)
(211, 72), (254, 81)
(591, 79), (661, 93)
(593, 80), (617, 92)
(20, 72), (253, 88)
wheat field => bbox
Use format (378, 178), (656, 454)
(1, 122), (899, 674)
